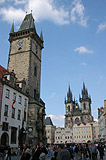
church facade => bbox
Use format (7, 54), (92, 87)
(8, 13), (46, 145)
(65, 83), (94, 128)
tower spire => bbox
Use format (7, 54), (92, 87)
(10, 22), (14, 34)
(40, 31), (43, 41)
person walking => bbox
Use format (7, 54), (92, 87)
(56, 144), (71, 160)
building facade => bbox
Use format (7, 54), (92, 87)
(45, 117), (56, 144)
(73, 121), (99, 143)
(98, 107), (105, 140)
(8, 13), (46, 145)
(0, 65), (28, 148)
(55, 127), (73, 144)
(65, 83), (93, 128)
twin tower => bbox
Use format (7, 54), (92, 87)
(65, 82), (94, 128)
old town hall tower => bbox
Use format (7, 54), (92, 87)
(8, 13), (46, 145)
(65, 83), (93, 128)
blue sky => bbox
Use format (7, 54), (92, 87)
(0, 0), (106, 127)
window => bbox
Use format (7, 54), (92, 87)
(34, 66), (37, 76)
(2, 122), (8, 131)
(6, 89), (10, 98)
(34, 89), (38, 100)
(24, 112), (26, 121)
(4, 105), (8, 116)
(13, 93), (16, 101)
(83, 103), (86, 110)
(18, 110), (21, 120)
(11, 127), (17, 144)
(35, 44), (38, 54)
(12, 108), (15, 118)
(68, 105), (70, 112)
(18, 95), (22, 104)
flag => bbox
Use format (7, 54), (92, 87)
(12, 96), (16, 108)
(24, 104), (26, 113)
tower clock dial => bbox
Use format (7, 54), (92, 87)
(17, 40), (24, 48)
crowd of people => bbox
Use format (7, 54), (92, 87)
(0, 142), (106, 160)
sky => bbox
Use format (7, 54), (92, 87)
(0, 0), (106, 127)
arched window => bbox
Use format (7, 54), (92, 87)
(34, 66), (37, 76)
(68, 105), (70, 112)
(83, 103), (86, 110)
(75, 117), (80, 124)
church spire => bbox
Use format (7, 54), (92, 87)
(40, 31), (43, 41)
(66, 85), (73, 103)
(10, 22), (14, 34)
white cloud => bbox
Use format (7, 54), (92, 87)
(97, 22), (106, 33)
(81, 62), (87, 66)
(0, 7), (25, 23)
(47, 115), (64, 127)
(0, 0), (5, 4)
(14, 0), (26, 5)
(71, 0), (88, 27)
(49, 92), (56, 99)
(74, 46), (94, 54)
(0, 0), (69, 25)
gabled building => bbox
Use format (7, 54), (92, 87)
(8, 13), (46, 145)
(45, 117), (56, 144)
(0, 65), (28, 148)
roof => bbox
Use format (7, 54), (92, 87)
(45, 117), (53, 126)
(0, 65), (9, 79)
(18, 13), (36, 32)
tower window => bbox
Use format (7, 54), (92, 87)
(35, 44), (38, 54)
(34, 66), (37, 76)
(34, 89), (36, 99)
(68, 105), (70, 112)
(83, 103), (86, 110)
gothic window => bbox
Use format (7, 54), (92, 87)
(68, 105), (70, 112)
(75, 117), (80, 124)
(83, 103), (86, 110)
(34, 66), (37, 76)
(34, 89), (37, 100)
(35, 44), (38, 54)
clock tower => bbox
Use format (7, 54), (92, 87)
(8, 13), (46, 145)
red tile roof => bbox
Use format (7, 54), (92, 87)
(0, 65), (9, 79)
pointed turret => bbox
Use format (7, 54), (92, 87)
(40, 31), (43, 41)
(66, 85), (73, 103)
(10, 22), (14, 34)
(18, 13), (36, 32)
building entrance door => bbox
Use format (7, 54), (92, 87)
(1, 132), (9, 146)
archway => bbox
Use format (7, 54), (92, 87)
(1, 132), (9, 146)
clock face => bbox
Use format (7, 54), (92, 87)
(28, 128), (32, 132)
(17, 40), (24, 48)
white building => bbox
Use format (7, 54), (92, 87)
(98, 107), (105, 140)
(55, 127), (73, 144)
(0, 65), (28, 148)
